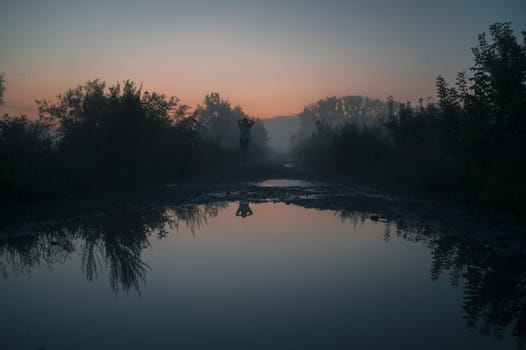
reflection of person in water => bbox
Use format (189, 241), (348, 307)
(236, 201), (253, 218)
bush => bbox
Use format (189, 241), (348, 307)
(37, 80), (211, 190)
(0, 115), (59, 203)
(294, 23), (526, 211)
(1, 81), (248, 204)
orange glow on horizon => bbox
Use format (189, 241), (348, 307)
(0, 55), (436, 119)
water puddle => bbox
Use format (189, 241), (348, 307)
(0, 202), (523, 350)
(256, 178), (313, 188)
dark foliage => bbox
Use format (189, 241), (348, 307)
(36, 80), (207, 189)
(384, 220), (526, 347)
(1, 81), (266, 204)
(0, 115), (59, 202)
(294, 95), (397, 143)
(294, 23), (526, 211)
(0, 203), (227, 293)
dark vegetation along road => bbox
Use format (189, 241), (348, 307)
(2, 153), (525, 242)
(292, 23), (526, 213)
(0, 22), (524, 219)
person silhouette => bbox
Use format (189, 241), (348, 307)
(237, 117), (255, 152)
(236, 201), (253, 218)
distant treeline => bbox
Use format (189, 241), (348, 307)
(0, 82), (268, 205)
(294, 23), (526, 211)
(293, 95), (400, 143)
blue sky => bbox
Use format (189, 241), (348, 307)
(1, 0), (525, 117)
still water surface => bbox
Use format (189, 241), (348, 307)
(0, 202), (523, 349)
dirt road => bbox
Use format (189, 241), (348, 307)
(2, 155), (525, 241)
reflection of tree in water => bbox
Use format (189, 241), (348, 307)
(78, 211), (161, 295)
(428, 235), (526, 347)
(166, 203), (226, 237)
(0, 228), (74, 278)
(0, 203), (227, 294)
(380, 219), (526, 347)
(2, 203), (525, 345)
(335, 212), (526, 346)
(337, 210), (369, 228)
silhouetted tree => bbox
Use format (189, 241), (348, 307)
(37, 80), (206, 189)
(0, 115), (57, 202)
(296, 95), (395, 143)
(294, 22), (526, 210)
(438, 22), (526, 205)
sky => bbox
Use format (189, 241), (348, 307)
(1, 0), (525, 118)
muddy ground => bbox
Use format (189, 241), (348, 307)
(2, 155), (525, 242)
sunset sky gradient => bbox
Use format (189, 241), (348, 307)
(1, 0), (525, 118)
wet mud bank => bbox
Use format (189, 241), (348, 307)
(2, 161), (525, 243)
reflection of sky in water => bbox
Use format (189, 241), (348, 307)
(256, 179), (313, 187)
(0, 203), (516, 350)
